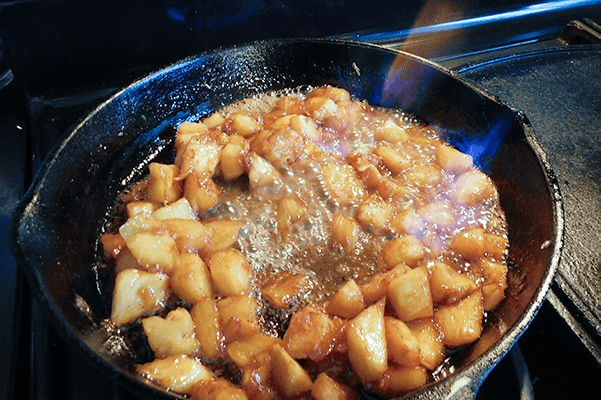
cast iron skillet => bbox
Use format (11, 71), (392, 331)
(11, 39), (563, 400)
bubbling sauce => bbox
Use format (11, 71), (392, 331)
(100, 86), (509, 399)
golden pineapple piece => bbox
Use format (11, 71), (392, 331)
(356, 194), (395, 232)
(429, 262), (478, 306)
(436, 144), (474, 173)
(170, 253), (213, 304)
(373, 365), (429, 396)
(220, 141), (247, 180)
(190, 297), (225, 359)
(389, 209), (426, 237)
(306, 86), (351, 102)
(217, 293), (260, 342)
(184, 174), (220, 214)
(152, 197), (196, 220)
(388, 266), (433, 322)
(373, 146), (410, 174)
(162, 218), (210, 254)
(417, 200), (455, 228)
(126, 201), (155, 218)
(434, 291), (484, 348)
(118, 212), (161, 239)
(241, 351), (274, 400)
(269, 344), (313, 397)
(347, 299), (387, 383)
(405, 163), (443, 187)
(305, 96), (338, 120)
(175, 121), (208, 152)
(136, 354), (212, 395)
(147, 162), (182, 204)
(409, 318), (445, 370)
(375, 120), (408, 143)
(110, 269), (169, 326)
(204, 218), (241, 253)
(276, 197), (308, 236)
(331, 213), (361, 252)
(203, 112), (226, 129)
(123, 232), (179, 273)
(361, 263), (411, 305)
(311, 372), (360, 400)
(452, 170), (495, 205)
(228, 111), (261, 137)
(321, 162), (367, 205)
(191, 377), (249, 400)
(276, 95), (305, 114)
(290, 114), (321, 141)
(262, 272), (314, 309)
(114, 248), (141, 273)
(450, 227), (485, 260)
(178, 136), (222, 179)
(142, 307), (199, 359)
(326, 279), (366, 319)
(384, 316), (420, 367)
(248, 152), (282, 189)
(484, 233), (508, 262)
(476, 259), (508, 310)
(283, 304), (337, 362)
(227, 333), (281, 367)
(381, 235), (425, 269)
(208, 248), (253, 297)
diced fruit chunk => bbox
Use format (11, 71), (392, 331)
(269, 344), (313, 397)
(283, 304), (337, 361)
(136, 354), (212, 395)
(429, 262), (478, 305)
(384, 316), (420, 367)
(208, 249), (253, 297)
(326, 279), (366, 319)
(110, 269), (169, 326)
(142, 307), (199, 358)
(170, 253), (214, 304)
(434, 291), (484, 348)
(190, 298), (225, 359)
(382, 235), (425, 269)
(388, 266), (433, 322)
(311, 372), (359, 400)
(347, 299), (387, 383)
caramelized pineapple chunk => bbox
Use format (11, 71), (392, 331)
(262, 272), (314, 309)
(356, 195), (395, 232)
(269, 344), (313, 397)
(184, 174), (220, 214)
(227, 333), (281, 367)
(321, 162), (367, 205)
(162, 218), (210, 254)
(136, 354), (212, 395)
(152, 197), (195, 220)
(311, 372), (360, 400)
(436, 143), (474, 173)
(434, 291), (484, 348)
(388, 266), (433, 322)
(126, 201), (155, 218)
(384, 316), (420, 367)
(283, 304), (338, 361)
(375, 119), (408, 143)
(228, 111), (261, 137)
(204, 218), (241, 253)
(450, 227), (485, 260)
(217, 294), (260, 342)
(361, 263), (411, 305)
(409, 318), (445, 370)
(124, 232), (179, 273)
(373, 145), (410, 174)
(208, 248), (253, 297)
(248, 152), (281, 189)
(326, 279), (366, 319)
(276, 197), (308, 236)
(110, 269), (169, 326)
(381, 235), (425, 269)
(220, 140), (247, 180)
(347, 299), (387, 383)
(373, 365), (429, 396)
(452, 170), (495, 205)
(178, 136), (222, 179)
(147, 162), (182, 204)
(331, 213), (361, 252)
(142, 307), (199, 359)
(170, 253), (213, 304)
(429, 262), (478, 306)
(191, 298), (225, 359)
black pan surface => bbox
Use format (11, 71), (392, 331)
(10, 39), (563, 400)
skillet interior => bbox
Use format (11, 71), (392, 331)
(11, 39), (562, 399)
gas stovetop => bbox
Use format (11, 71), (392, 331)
(1, 2), (600, 399)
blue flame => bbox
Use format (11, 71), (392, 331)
(443, 110), (514, 174)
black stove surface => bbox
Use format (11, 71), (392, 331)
(2, 2), (601, 400)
